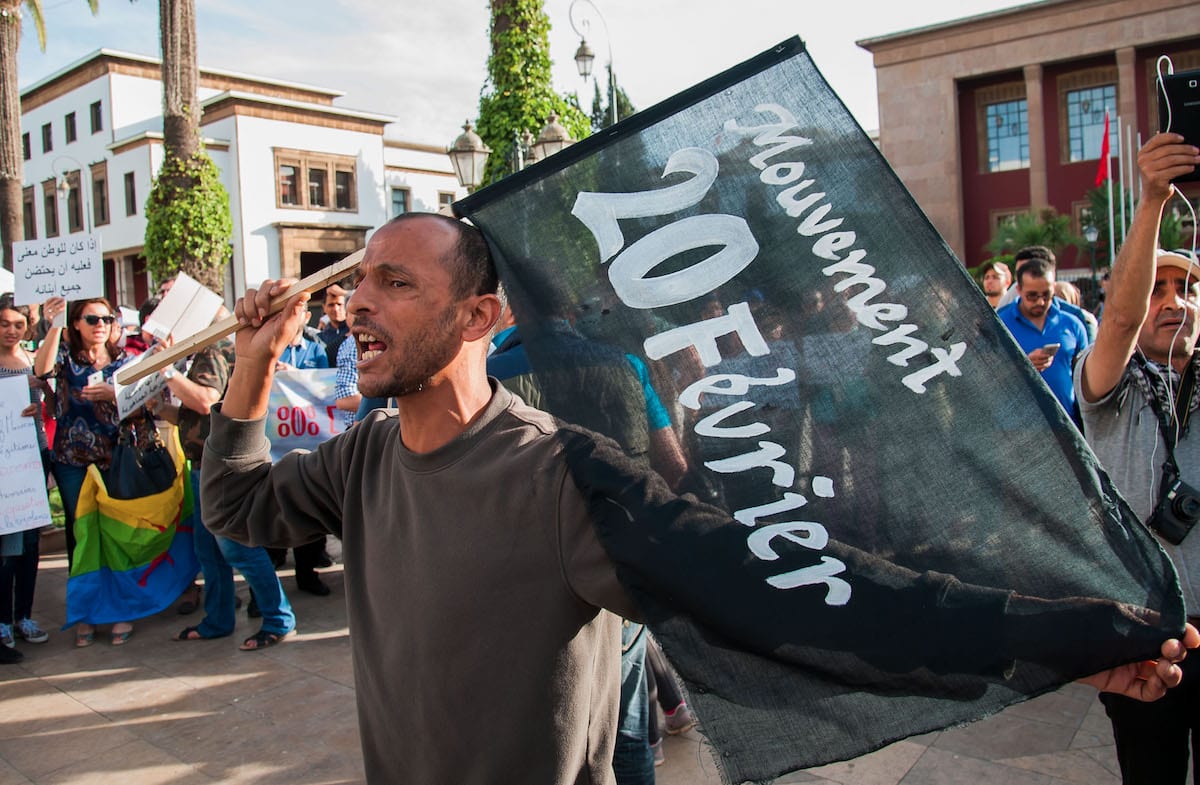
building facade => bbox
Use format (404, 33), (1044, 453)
(859, 0), (1200, 271)
(14, 49), (466, 309)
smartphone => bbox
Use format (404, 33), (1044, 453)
(1158, 67), (1200, 183)
(87, 371), (105, 387)
(1041, 343), (1061, 357)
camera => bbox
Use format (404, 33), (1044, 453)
(1148, 468), (1200, 545)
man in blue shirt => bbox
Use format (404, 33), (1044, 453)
(998, 257), (1090, 416)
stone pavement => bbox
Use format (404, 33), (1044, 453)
(1, 532), (1123, 785)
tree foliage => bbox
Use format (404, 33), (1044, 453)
(477, 0), (589, 187)
(1083, 184), (1185, 267)
(589, 64), (635, 133)
(143, 150), (231, 291)
(985, 208), (1079, 258)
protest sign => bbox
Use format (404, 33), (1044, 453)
(0, 376), (51, 536)
(265, 369), (343, 463)
(13, 233), (104, 307)
(141, 272), (223, 343)
(455, 37), (1181, 782)
(113, 352), (168, 422)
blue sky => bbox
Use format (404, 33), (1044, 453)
(17, 0), (1020, 147)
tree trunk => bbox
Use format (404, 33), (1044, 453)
(0, 4), (25, 271)
(159, 0), (198, 162)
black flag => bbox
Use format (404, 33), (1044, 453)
(457, 38), (1181, 783)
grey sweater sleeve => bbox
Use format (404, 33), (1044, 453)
(200, 404), (346, 548)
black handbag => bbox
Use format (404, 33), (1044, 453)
(101, 424), (178, 501)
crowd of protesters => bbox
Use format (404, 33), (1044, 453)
(1, 133), (1196, 785)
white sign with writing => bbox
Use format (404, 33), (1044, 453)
(12, 233), (104, 306)
(0, 376), (51, 536)
(113, 352), (168, 421)
(266, 369), (345, 463)
(141, 272), (223, 343)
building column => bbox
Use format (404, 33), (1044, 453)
(1024, 64), (1048, 210)
(1116, 46), (1139, 169)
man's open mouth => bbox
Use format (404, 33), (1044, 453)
(356, 332), (387, 364)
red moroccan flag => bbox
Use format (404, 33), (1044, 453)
(1095, 109), (1111, 187)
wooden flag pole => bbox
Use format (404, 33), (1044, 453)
(115, 248), (365, 386)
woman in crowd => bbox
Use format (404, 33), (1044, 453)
(33, 296), (160, 647)
(0, 294), (52, 654)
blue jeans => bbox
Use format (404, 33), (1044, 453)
(53, 462), (89, 571)
(613, 620), (654, 785)
(190, 471), (295, 638)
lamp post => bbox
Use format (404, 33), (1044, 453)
(448, 116), (576, 190)
(1083, 223), (1099, 285)
(53, 155), (90, 234)
(569, 0), (617, 127)
(447, 121), (491, 193)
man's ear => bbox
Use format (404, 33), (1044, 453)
(462, 293), (502, 343)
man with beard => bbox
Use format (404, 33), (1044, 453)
(978, 259), (1011, 309)
(1074, 132), (1200, 785)
(201, 212), (1195, 785)
(998, 257), (1090, 415)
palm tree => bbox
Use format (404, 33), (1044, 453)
(142, 0), (230, 292)
(0, 1), (98, 271)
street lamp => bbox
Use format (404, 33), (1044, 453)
(447, 121), (491, 192)
(569, 0), (617, 127)
(1083, 223), (1100, 308)
(448, 116), (576, 189)
(53, 155), (90, 234)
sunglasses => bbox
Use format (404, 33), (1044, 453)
(80, 314), (116, 326)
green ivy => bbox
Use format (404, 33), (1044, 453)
(143, 150), (233, 292)
(476, 0), (590, 186)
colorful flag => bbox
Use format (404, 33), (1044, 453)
(65, 434), (199, 626)
(456, 38), (1181, 783)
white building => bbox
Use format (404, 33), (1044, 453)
(16, 49), (467, 308)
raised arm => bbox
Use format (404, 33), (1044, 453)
(1079, 133), (1200, 402)
(33, 297), (67, 377)
(222, 279), (311, 419)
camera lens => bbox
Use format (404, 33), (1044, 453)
(1172, 493), (1200, 523)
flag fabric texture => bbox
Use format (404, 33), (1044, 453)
(65, 431), (199, 627)
(455, 38), (1183, 783)
(1095, 109), (1111, 187)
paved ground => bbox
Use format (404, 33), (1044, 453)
(1, 532), (1124, 785)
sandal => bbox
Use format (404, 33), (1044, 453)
(172, 625), (209, 641)
(110, 625), (134, 646)
(74, 627), (95, 648)
(239, 629), (295, 652)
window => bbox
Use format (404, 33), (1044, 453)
(21, 132), (30, 161)
(42, 179), (58, 238)
(22, 187), (36, 241)
(65, 171), (82, 234)
(438, 192), (455, 211)
(1066, 84), (1117, 162)
(90, 101), (103, 134)
(335, 168), (354, 210)
(273, 149), (357, 211)
(65, 112), (77, 143)
(391, 187), (410, 217)
(308, 166), (328, 207)
(91, 161), (109, 226)
(279, 163), (299, 205)
(41, 123), (52, 153)
(985, 99), (1029, 172)
(124, 172), (137, 216)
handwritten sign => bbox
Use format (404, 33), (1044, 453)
(0, 376), (51, 536)
(113, 352), (168, 421)
(266, 369), (344, 463)
(142, 272), (223, 343)
(13, 233), (104, 306)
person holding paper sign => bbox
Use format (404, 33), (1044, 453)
(0, 294), (52, 655)
(33, 296), (160, 647)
